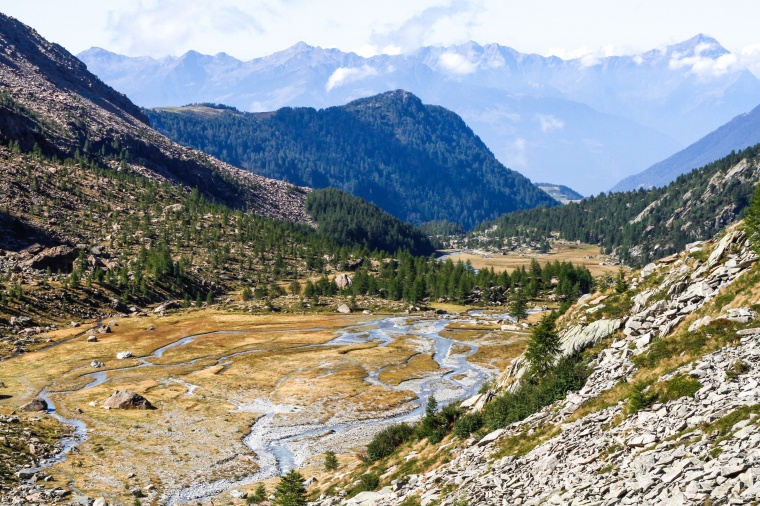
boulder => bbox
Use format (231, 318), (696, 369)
(561, 319), (622, 354)
(97, 325), (111, 334)
(87, 335), (98, 342)
(102, 390), (154, 410)
(334, 273), (353, 290)
(21, 398), (48, 412)
(153, 301), (177, 313)
(116, 351), (132, 359)
(19, 245), (79, 272)
(91, 360), (104, 368)
(337, 304), (352, 314)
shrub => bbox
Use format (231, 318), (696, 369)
(453, 413), (483, 438)
(483, 353), (589, 430)
(366, 423), (415, 462)
(324, 451), (338, 471)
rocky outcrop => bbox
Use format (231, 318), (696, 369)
(335, 274), (353, 290)
(18, 245), (79, 272)
(102, 390), (154, 410)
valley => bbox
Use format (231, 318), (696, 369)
(1, 8), (760, 506)
(1, 308), (528, 504)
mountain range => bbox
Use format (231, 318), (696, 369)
(78, 35), (760, 194)
(145, 94), (558, 229)
(612, 102), (760, 192)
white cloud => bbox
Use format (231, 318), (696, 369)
(537, 114), (564, 133)
(668, 52), (740, 77)
(326, 65), (380, 91)
(739, 44), (760, 78)
(107, 0), (262, 57)
(369, 0), (479, 54)
(438, 51), (477, 74)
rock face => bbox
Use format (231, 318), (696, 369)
(18, 245), (79, 272)
(334, 273), (353, 290)
(20, 398), (48, 412)
(102, 390), (154, 410)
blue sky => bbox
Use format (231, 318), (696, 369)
(3, 0), (760, 70)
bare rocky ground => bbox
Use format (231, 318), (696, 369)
(311, 225), (760, 505)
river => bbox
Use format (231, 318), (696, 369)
(32, 313), (496, 504)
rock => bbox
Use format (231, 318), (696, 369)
(87, 335), (98, 342)
(334, 273), (353, 290)
(561, 319), (622, 354)
(477, 429), (505, 447)
(97, 325), (111, 334)
(102, 390), (154, 410)
(116, 351), (132, 359)
(130, 487), (144, 497)
(19, 245), (79, 271)
(21, 398), (48, 412)
(154, 301), (177, 313)
(337, 304), (352, 314)
(91, 360), (104, 368)
(70, 321), (80, 327)
(72, 496), (93, 506)
(229, 489), (247, 499)
(93, 498), (106, 506)
(641, 263), (657, 278)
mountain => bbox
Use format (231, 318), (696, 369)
(611, 102), (760, 192)
(473, 145), (760, 265)
(535, 183), (584, 204)
(145, 94), (559, 229)
(78, 35), (760, 194)
(0, 13), (434, 325)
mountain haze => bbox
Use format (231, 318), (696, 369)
(146, 93), (558, 229)
(611, 102), (760, 192)
(78, 35), (760, 194)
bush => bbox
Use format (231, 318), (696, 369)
(367, 423), (415, 462)
(483, 353), (589, 430)
(324, 450), (338, 471)
(453, 413), (483, 438)
(359, 474), (380, 491)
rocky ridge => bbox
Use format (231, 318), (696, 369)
(312, 224), (760, 505)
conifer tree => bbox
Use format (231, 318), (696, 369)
(273, 469), (306, 506)
(525, 313), (561, 379)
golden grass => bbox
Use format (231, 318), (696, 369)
(378, 354), (441, 386)
(441, 243), (621, 277)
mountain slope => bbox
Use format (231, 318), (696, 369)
(145, 93), (559, 229)
(473, 145), (760, 265)
(0, 13), (435, 328)
(536, 183), (584, 204)
(78, 36), (760, 194)
(612, 102), (760, 192)
(0, 13), (309, 223)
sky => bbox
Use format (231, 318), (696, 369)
(3, 0), (760, 70)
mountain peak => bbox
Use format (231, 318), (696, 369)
(666, 33), (729, 58)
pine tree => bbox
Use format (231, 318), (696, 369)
(324, 451), (338, 471)
(508, 294), (528, 322)
(524, 313), (561, 379)
(273, 469), (306, 506)
(745, 183), (760, 252)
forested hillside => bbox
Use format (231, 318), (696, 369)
(145, 92), (558, 229)
(474, 145), (760, 265)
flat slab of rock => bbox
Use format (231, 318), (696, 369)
(477, 428), (505, 447)
(102, 390), (154, 410)
(21, 398), (48, 412)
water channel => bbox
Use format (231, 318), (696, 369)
(32, 314), (497, 504)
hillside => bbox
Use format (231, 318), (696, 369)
(612, 102), (760, 192)
(473, 145), (760, 265)
(145, 94), (558, 229)
(0, 14), (435, 330)
(80, 36), (760, 194)
(308, 222), (760, 506)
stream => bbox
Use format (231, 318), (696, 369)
(31, 314), (497, 504)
